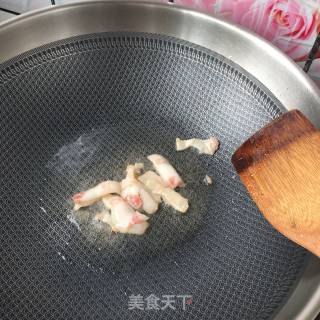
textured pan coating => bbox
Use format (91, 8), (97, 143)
(0, 33), (307, 320)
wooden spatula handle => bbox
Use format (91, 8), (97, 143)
(232, 110), (320, 257)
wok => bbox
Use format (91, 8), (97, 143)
(0, 2), (320, 319)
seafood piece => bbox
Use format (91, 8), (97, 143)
(94, 205), (149, 235)
(147, 154), (184, 189)
(72, 181), (121, 210)
(121, 164), (144, 208)
(138, 171), (165, 202)
(176, 137), (219, 155)
(203, 175), (213, 185)
(161, 188), (189, 213)
(126, 221), (150, 235)
(138, 188), (159, 214)
(121, 164), (159, 214)
(103, 196), (149, 234)
(139, 171), (189, 213)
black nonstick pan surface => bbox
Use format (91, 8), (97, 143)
(0, 31), (309, 320)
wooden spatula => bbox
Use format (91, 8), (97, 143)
(232, 110), (320, 257)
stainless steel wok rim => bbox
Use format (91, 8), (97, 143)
(0, 1), (319, 319)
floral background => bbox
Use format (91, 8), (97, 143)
(165, 0), (320, 80)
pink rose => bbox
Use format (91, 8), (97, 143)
(218, 0), (319, 61)
(176, 0), (319, 62)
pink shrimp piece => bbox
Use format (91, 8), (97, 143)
(121, 164), (143, 208)
(72, 180), (121, 211)
(102, 196), (149, 234)
(168, 177), (181, 189)
(121, 168), (143, 209)
(138, 171), (164, 203)
(176, 137), (219, 155)
(161, 188), (189, 213)
(130, 212), (147, 225)
(138, 171), (188, 213)
(125, 194), (143, 208)
(121, 164), (159, 214)
(72, 192), (85, 203)
(147, 154), (184, 189)
(127, 221), (149, 235)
